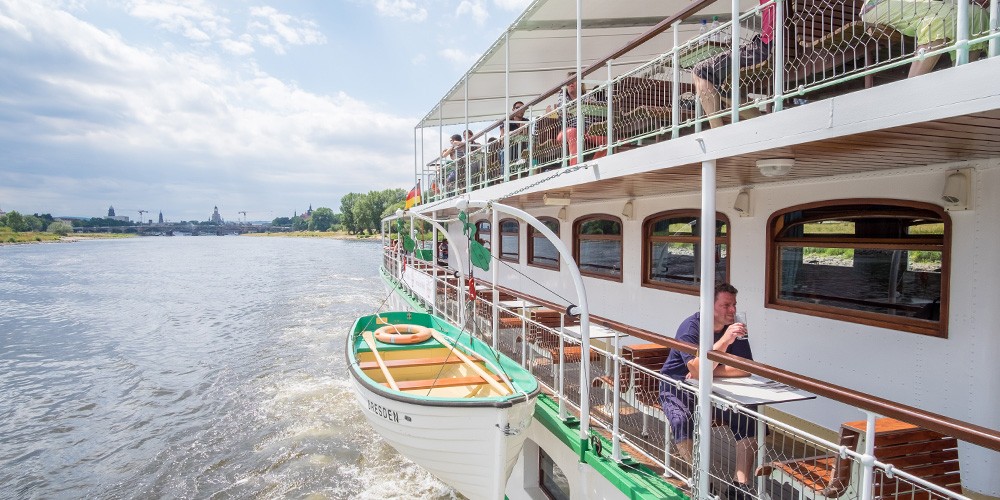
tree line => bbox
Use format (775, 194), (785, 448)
(337, 189), (406, 234)
(0, 211), (73, 236)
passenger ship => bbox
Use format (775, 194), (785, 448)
(373, 0), (1000, 498)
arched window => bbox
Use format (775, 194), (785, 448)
(767, 200), (950, 337)
(528, 217), (560, 270)
(475, 220), (491, 250)
(642, 210), (729, 294)
(574, 215), (623, 281)
(499, 218), (519, 262)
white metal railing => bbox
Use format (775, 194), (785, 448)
(381, 248), (987, 500)
(420, 0), (999, 201)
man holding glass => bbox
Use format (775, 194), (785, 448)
(659, 282), (755, 500)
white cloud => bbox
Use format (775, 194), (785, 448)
(247, 6), (326, 55)
(126, 0), (233, 42)
(492, 0), (531, 11)
(438, 47), (479, 66)
(370, 0), (428, 22)
(456, 0), (488, 25)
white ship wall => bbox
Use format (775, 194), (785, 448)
(459, 158), (1000, 495)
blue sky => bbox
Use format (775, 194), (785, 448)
(0, 0), (528, 222)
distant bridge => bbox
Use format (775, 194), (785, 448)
(73, 223), (295, 236)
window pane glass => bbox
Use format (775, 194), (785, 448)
(778, 246), (942, 319)
(543, 219), (559, 233)
(501, 234), (519, 260)
(649, 216), (726, 237)
(579, 219), (621, 236)
(579, 239), (621, 277)
(909, 222), (944, 236)
(540, 450), (570, 500)
(532, 235), (559, 267)
(501, 220), (518, 233)
(803, 220), (855, 235)
(649, 242), (727, 285)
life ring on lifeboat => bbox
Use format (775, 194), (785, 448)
(374, 324), (432, 344)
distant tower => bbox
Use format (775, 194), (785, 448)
(211, 206), (223, 223)
(158, 211), (164, 224)
(108, 206), (116, 217)
(307, 204), (313, 216)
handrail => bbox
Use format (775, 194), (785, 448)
(487, 283), (1000, 452)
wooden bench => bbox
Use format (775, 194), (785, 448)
(759, 417), (962, 499)
(591, 343), (671, 437)
(390, 373), (503, 391)
(360, 355), (465, 371)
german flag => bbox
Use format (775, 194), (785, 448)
(404, 181), (421, 209)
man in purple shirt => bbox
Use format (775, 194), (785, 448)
(660, 282), (756, 499)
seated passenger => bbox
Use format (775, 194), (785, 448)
(692, 0), (774, 129)
(860, 0), (989, 77)
(659, 282), (756, 499)
(499, 101), (528, 167)
(555, 76), (607, 165)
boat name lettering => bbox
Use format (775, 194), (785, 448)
(368, 400), (399, 423)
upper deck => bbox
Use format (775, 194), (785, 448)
(410, 0), (1000, 210)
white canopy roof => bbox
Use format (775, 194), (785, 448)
(417, 0), (755, 128)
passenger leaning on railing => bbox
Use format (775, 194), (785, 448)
(692, 0), (775, 129)
(498, 100), (528, 168)
(550, 76), (607, 165)
(860, 0), (990, 77)
(659, 282), (756, 500)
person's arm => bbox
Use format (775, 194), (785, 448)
(686, 323), (749, 378)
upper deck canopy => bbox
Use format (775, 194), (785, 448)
(417, 0), (753, 128)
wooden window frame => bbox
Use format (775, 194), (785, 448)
(499, 218), (519, 263)
(528, 217), (560, 271)
(641, 210), (730, 295)
(573, 214), (623, 282)
(765, 199), (951, 338)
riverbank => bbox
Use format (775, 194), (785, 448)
(241, 230), (377, 240)
(0, 232), (135, 246)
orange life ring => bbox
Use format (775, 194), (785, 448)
(374, 324), (432, 345)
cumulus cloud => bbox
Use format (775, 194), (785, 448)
(492, 0), (531, 11)
(456, 0), (488, 25)
(126, 0), (233, 42)
(369, 0), (428, 22)
(438, 47), (479, 66)
(247, 5), (326, 55)
(0, 1), (413, 219)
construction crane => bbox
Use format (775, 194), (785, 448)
(137, 210), (147, 224)
(239, 211), (247, 224)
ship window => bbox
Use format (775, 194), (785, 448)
(475, 220), (491, 249)
(499, 218), (519, 262)
(768, 200), (949, 337)
(573, 215), (623, 281)
(528, 217), (560, 270)
(642, 210), (729, 294)
(539, 448), (570, 500)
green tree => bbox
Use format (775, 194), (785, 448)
(340, 192), (362, 234)
(2, 211), (29, 232)
(291, 215), (308, 230)
(309, 207), (335, 231)
(47, 221), (73, 236)
(271, 216), (292, 227)
(23, 215), (44, 231)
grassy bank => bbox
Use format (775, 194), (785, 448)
(0, 231), (135, 245)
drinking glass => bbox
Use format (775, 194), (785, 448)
(734, 312), (749, 340)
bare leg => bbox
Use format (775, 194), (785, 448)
(694, 75), (725, 129)
(734, 437), (757, 485)
(908, 41), (945, 78)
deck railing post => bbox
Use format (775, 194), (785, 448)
(504, 29), (511, 183)
(561, 93), (569, 169)
(731, 0), (742, 125)
(672, 22), (681, 139)
(773, 0), (785, 112)
(860, 412), (879, 500)
(527, 106), (535, 175)
(695, 158), (717, 500)
(606, 60), (615, 156)
(611, 329), (623, 461)
(957, 0), (971, 65)
(432, 210), (438, 316)
(990, 0), (998, 57)
(491, 209), (500, 351)
(464, 77), (471, 194)
(558, 312), (567, 420)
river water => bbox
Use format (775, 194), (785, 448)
(0, 237), (457, 499)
